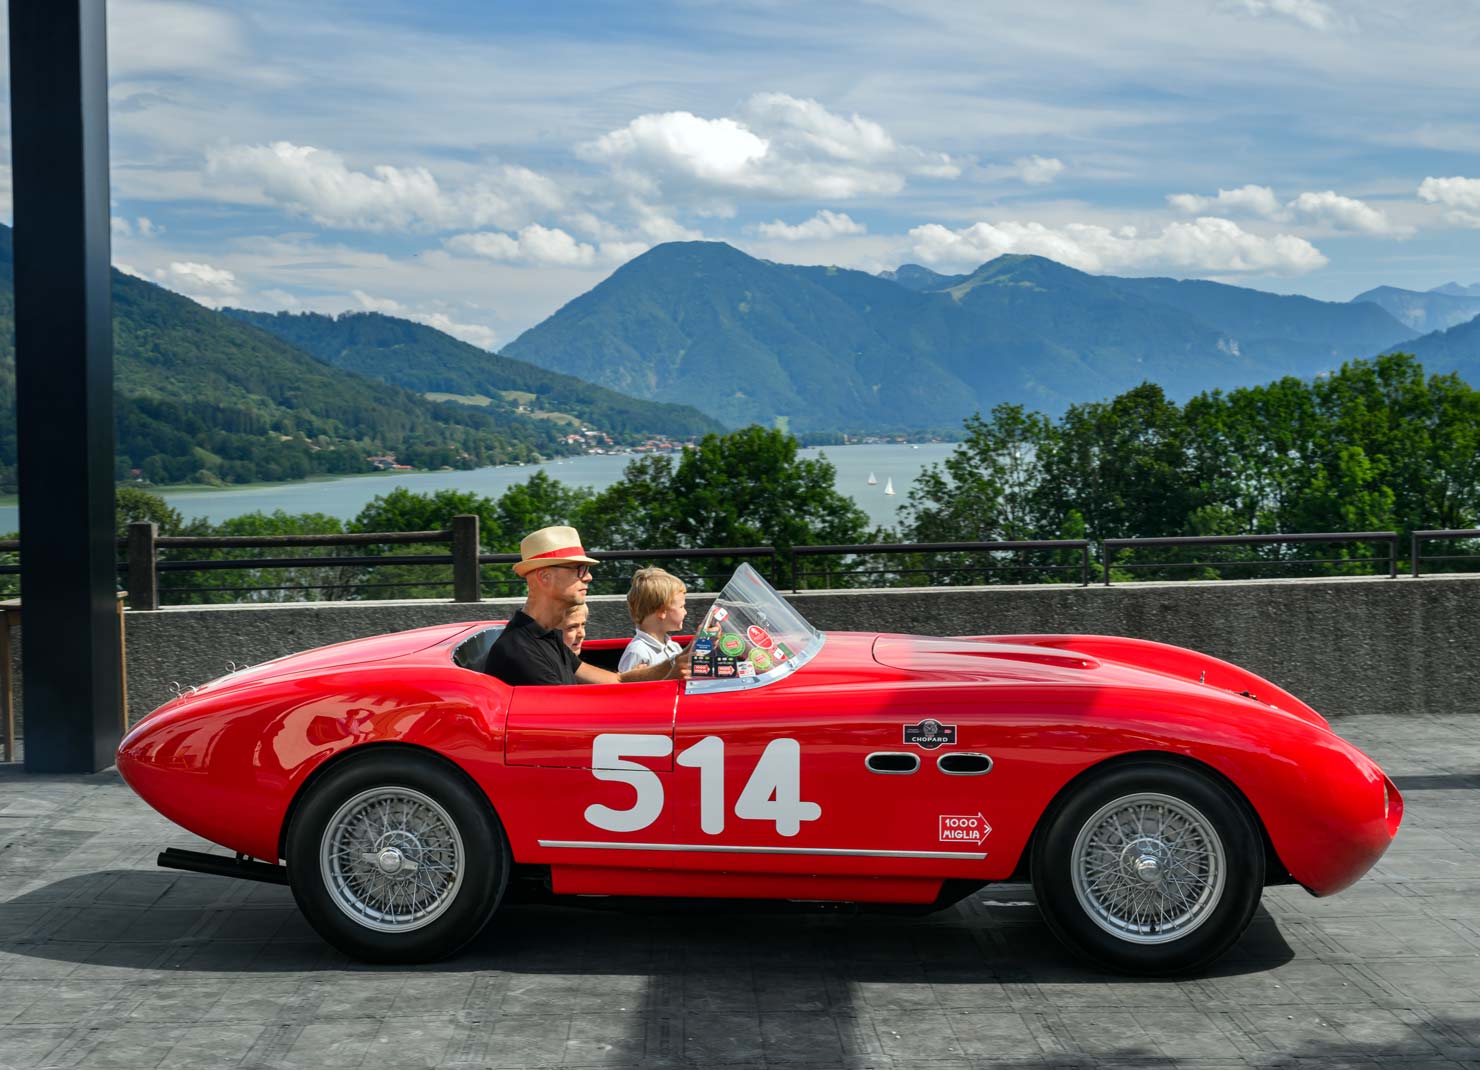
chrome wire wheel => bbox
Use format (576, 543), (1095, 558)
(1070, 791), (1226, 945)
(319, 786), (466, 933)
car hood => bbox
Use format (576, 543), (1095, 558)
(870, 633), (1331, 729)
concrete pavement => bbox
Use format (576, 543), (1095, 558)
(2, 713), (1479, 1069)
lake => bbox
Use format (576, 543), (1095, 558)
(0, 442), (958, 534)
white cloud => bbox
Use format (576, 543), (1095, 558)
(1012, 155), (1065, 185)
(581, 93), (957, 202)
(205, 141), (562, 232)
(152, 260), (243, 306)
(447, 221), (662, 267)
(743, 93), (897, 163)
(108, 1), (250, 77)
(446, 225), (598, 267)
(1169, 185), (1408, 236)
(350, 290), (499, 349)
(112, 216), (162, 239)
(1286, 190), (1409, 235)
(756, 210), (867, 241)
(1226, 0), (1336, 31)
(1419, 176), (1480, 227)
(584, 112), (770, 184)
(351, 289), (406, 314)
(1167, 184), (1283, 218)
(907, 216), (1326, 275)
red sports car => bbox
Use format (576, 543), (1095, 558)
(117, 564), (1401, 974)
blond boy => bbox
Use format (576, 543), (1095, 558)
(618, 568), (687, 673)
(560, 602), (588, 657)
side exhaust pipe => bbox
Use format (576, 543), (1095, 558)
(158, 847), (288, 886)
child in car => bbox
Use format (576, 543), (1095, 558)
(559, 602), (588, 658)
(618, 568), (687, 673)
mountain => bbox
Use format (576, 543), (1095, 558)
(222, 309), (724, 442)
(876, 264), (969, 292)
(504, 242), (1419, 432)
(1384, 313), (1480, 380)
(1431, 282), (1480, 298)
(0, 224), (565, 492)
(1102, 275), (1414, 366)
(1350, 285), (1480, 334)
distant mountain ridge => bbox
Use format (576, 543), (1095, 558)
(1350, 285), (1480, 334)
(1385, 313), (1480, 378)
(504, 241), (1420, 432)
(222, 309), (724, 442)
(0, 224), (574, 491)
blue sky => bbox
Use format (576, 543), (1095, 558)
(3, 0), (1479, 349)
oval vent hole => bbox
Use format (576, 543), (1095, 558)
(866, 752), (920, 774)
(938, 753), (993, 775)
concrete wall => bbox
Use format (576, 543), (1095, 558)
(83, 573), (1477, 725)
(4, 574), (1473, 739)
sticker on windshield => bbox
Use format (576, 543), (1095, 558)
(715, 657), (738, 678)
(718, 633), (747, 657)
(748, 649), (773, 673)
(772, 642), (792, 662)
(712, 607), (729, 622)
(746, 625), (774, 649)
(904, 719), (957, 750)
(736, 661), (756, 677)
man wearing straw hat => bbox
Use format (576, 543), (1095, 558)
(484, 525), (691, 686)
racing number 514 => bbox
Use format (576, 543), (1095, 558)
(585, 733), (821, 837)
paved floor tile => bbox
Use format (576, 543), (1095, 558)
(2, 715), (1479, 1068)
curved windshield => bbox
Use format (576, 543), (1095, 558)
(687, 563), (823, 693)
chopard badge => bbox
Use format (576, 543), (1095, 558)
(904, 718), (956, 750)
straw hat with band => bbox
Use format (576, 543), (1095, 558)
(513, 525), (601, 577)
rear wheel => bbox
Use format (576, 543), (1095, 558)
(285, 750), (508, 963)
(1031, 761), (1263, 975)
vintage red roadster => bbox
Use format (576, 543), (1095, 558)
(117, 565), (1401, 974)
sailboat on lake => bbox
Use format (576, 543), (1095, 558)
(884, 477), (895, 495)
(867, 472), (877, 485)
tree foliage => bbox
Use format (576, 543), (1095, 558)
(900, 353), (1480, 581)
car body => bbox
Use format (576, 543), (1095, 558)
(117, 565), (1401, 974)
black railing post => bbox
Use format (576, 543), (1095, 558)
(1388, 534), (1397, 579)
(1411, 532), (1420, 578)
(1081, 544), (1090, 587)
(451, 515), (481, 603)
(791, 550), (799, 593)
(127, 521), (158, 611)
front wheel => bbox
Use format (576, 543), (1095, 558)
(285, 749), (508, 963)
(1031, 761), (1263, 975)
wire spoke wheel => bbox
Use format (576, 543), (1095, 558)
(319, 786), (466, 933)
(1069, 791), (1225, 945)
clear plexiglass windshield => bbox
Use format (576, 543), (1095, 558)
(687, 563), (824, 693)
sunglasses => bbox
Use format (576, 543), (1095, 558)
(545, 563), (595, 580)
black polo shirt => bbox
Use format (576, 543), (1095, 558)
(483, 609), (582, 686)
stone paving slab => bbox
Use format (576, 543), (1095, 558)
(1, 713), (1479, 1069)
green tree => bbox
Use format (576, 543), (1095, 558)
(116, 486), (184, 537)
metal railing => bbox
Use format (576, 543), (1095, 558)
(6, 521), (1470, 607)
(791, 540), (1093, 589)
(1101, 532), (1399, 584)
(1411, 529), (1480, 577)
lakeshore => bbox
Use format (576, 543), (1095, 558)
(0, 442), (956, 533)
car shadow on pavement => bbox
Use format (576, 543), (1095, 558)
(0, 868), (1292, 981)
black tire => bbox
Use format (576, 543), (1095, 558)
(1031, 760), (1263, 975)
(285, 749), (509, 963)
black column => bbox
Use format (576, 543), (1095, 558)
(9, 2), (121, 772)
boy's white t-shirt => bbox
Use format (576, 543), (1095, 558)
(618, 629), (682, 673)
